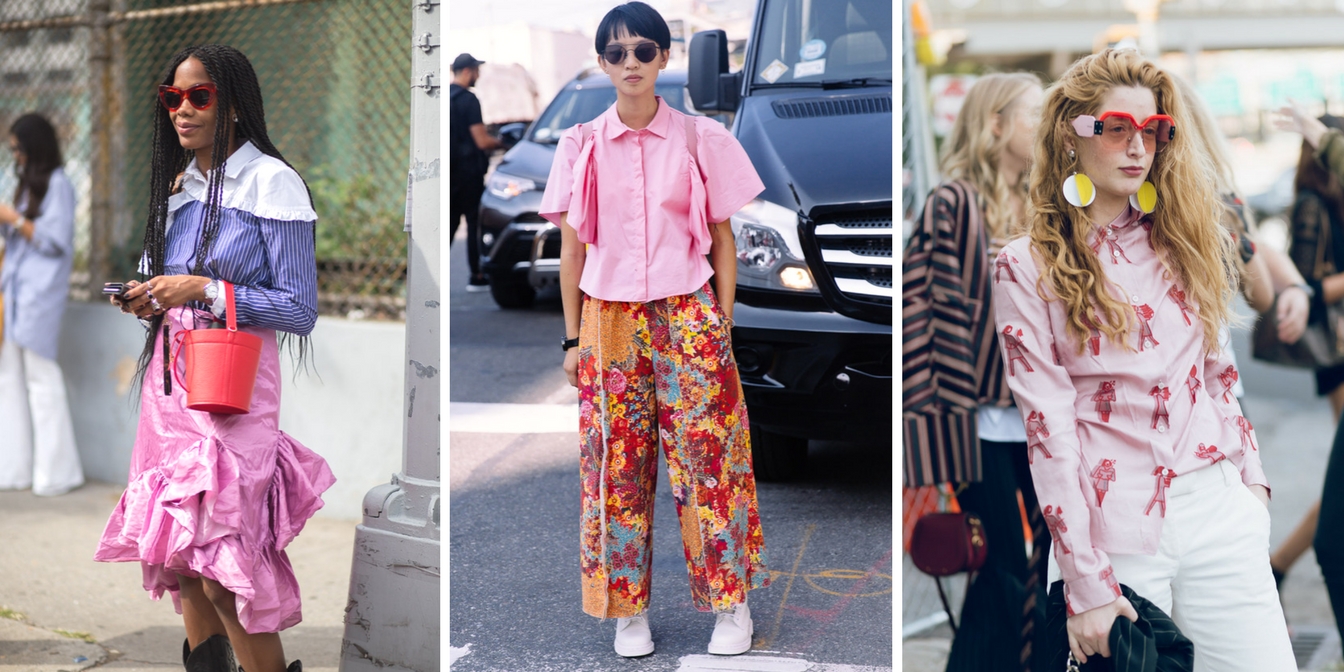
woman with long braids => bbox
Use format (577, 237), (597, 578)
(539, 2), (769, 658)
(993, 49), (1294, 668)
(94, 45), (333, 672)
(0, 113), (84, 497)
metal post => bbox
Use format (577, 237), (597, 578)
(87, 0), (112, 296)
(338, 1), (440, 671)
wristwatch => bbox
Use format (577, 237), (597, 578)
(1293, 282), (1316, 299)
(562, 336), (580, 351)
(203, 280), (220, 302)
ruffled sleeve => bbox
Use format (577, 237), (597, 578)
(539, 124), (598, 245)
(696, 118), (765, 225)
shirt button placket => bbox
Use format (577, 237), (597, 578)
(633, 135), (647, 298)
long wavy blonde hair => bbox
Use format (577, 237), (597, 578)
(1027, 49), (1238, 355)
(1171, 72), (1258, 251)
(940, 72), (1043, 240)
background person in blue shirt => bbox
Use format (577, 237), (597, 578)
(0, 112), (85, 497)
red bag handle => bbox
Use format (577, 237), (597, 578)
(223, 280), (237, 332)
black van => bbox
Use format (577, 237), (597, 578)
(687, 0), (893, 479)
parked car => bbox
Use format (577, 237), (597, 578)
(476, 68), (723, 307)
(686, 0), (893, 479)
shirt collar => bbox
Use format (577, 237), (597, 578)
(602, 96), (671, 139)
(1105, 203), (1143, 230)
(182, 140), (263, 185)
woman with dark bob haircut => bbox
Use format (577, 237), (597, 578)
(94, 44), (334, 672)
(539, 0), (772, 659)
(0, 112), (84, 497)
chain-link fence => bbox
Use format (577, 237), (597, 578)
(0, 0), (411, 320)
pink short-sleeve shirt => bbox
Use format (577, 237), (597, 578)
(538, 96), (765, 303)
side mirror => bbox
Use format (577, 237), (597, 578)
(687, 29), (741, 113)
(499, 122), (527, 150)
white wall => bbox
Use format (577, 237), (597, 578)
(58, 302), (407, 520)
(447, 23), (593, 115)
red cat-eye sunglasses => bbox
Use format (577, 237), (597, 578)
(158, 83), (217, 113)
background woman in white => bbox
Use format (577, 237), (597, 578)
(0, 112), (84, 497)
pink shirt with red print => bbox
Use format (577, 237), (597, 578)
(992, 204), (1269, 616)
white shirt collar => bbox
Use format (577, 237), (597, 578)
(180, 139), (263, 188)
(167, 139), (316, 222)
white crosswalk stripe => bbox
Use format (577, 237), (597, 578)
(449, 402), (578, 434)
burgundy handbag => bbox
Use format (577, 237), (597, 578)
(910, 510), (987, 633)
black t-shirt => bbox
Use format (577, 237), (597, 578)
(450, 83), (489, 182)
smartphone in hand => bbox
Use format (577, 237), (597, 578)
(102, 282), (129, 301)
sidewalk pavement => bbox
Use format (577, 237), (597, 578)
(902, 391), (1344, 671)
(0, 482), (358, 672)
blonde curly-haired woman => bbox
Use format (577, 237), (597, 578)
(992, 49), (1294, 669)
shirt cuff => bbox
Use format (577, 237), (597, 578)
(1064, 567), (1122, 616)
(1239, 458), (1270, 494)
(209, 280), (227, 318)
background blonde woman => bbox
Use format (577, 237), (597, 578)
(902, 71), (1050, 671)
(994, 49), (1294, 668)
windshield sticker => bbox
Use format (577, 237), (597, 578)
(800, 39), (826, 61)
(761, 59), (789, 83)
(794, 58), (826, 79)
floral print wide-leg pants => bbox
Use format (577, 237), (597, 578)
(577, 284), (770, 619)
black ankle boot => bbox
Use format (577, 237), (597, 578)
(184, 634), (239, 672)
(286, 661), (302, 672)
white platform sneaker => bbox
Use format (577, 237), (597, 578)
(614, 615), (654, 657)
(707, 602), (753, 655)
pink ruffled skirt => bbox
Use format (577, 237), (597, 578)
(94, 307), (335, 634)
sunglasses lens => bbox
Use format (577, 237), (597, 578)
(603, 47), (624, 65)
(635, 44), (657, 63)
(188, 88), (213, 109)
(161, 90), (182, 110)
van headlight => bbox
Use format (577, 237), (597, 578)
(487, 172), (537, 200)
(730, 198), (817, 293)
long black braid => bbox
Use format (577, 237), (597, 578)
(133, 44), (315, 398)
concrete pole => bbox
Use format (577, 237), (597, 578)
(338, 1), (441, 671)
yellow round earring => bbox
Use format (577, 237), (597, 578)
(1063, 172), (1095, 208)
(1129, 181), (1157, 214)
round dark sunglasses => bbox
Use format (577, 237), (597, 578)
(602, 42), (659, 65)
(158, 83), (217, 113)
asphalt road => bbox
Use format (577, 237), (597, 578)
(446, 234), (895, 671)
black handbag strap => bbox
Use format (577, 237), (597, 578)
(932, 571), (976, 635)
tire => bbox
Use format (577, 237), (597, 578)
(488, 272), (536, 309)
(749, 424), (809, 482)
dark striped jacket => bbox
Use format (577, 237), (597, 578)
(902, 180), (1013, 488)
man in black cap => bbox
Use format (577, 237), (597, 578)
(450, 53), (501, 292)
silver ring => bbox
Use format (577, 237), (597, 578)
(150, 297), (164, 313)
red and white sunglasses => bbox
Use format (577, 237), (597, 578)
(1071, 112), (1176, 153)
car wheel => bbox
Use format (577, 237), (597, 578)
(488, 272), (536, 309)
(749, 424), (808, 482)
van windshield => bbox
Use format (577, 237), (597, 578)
(751, 0), (892, 86)
(529, 82), (688, 144)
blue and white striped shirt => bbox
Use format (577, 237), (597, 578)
(161, 141), (318, 336)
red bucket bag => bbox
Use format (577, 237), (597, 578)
(171, 281), (263, 414)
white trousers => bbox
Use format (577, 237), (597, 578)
(0, 338), (83, 495)
(1048, 459), (1295, 671)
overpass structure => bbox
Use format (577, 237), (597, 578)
(929, 0), (1344, 60)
